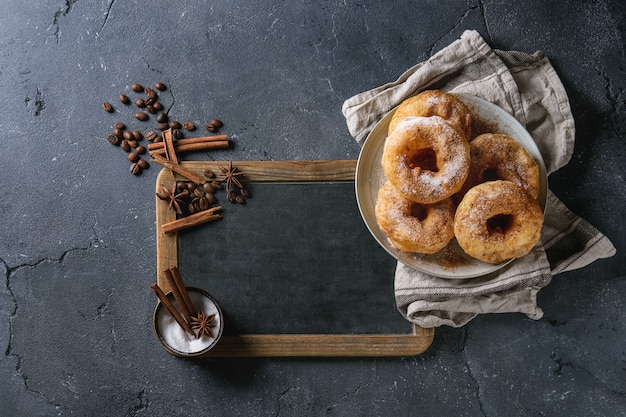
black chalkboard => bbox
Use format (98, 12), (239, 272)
(178, 182), (408, 335)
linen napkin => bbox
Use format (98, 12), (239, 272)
(342, 30), (616, 328)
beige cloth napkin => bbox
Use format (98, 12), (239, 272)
(342, 30), (616, 328)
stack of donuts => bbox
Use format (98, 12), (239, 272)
(375, 90), (543, 264)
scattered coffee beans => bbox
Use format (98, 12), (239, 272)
(172, 129), (184, 139)
(120, 140), (131, 152)
(155, 82), (167, 91)
(135, 145), (146, 155)
(135, 98), (146, 108)
(131, 83), (144, 92)
(211, 119), (223, 128)
(132, 130), (142, 141)
(119, 94), (130, 104)
(115, 121), (125, 129)
(183, 121), (196, 131)
(169, 121), (182, 130)
(135, 111), (148, 121)
(102, 101), (113, 112)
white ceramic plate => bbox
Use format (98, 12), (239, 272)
(355, 94), (547, 279)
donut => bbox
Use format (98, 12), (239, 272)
(454, 180), (543, 264)
(382, 116), (470, 204)
(375, 181), (455, 254)
(388, 90), (472, 139)
(460, 133), (540, 199)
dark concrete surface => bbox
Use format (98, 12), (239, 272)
(1, 1), (624, 416)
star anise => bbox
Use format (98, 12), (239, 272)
(156, 183), (189, 214)
(218, 161), (244, 192)
(190, 309), (217, 338)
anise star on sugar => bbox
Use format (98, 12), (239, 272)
(218, 161), (244, 192)
(190, 310), (217, 339)
(156, 183), (189, 214)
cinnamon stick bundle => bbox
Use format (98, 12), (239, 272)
(151, 283), (195, 336)
(161, 206), (222, 234)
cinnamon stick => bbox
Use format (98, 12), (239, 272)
(147, 134), (229, 151)
(150, 283), (195, 336)
(162, 268), (193, 322)
(163, 129), (178, 163)
(150, 140), (229, 157)
(150, 152), (205, 184)
(169, 265), (196, 318)
(161, 206), (222, 234)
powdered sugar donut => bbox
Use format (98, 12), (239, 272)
(454, 180), (543, 264)
(382, 116), (470, 204)
(388, 90), (472, 139)
(375, 181), (455, 254)
(460, 133), (540, 199)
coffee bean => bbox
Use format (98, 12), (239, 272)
(145, 131), (157, 141)
(137, 158), (149, 169)
(147, 105), (157, 114)
(119, 94), (130, 105)
(145, 87), (157, 99)
(114, 121), (125, 130)
(113, 128), (124, 139)
(132, 130), (142, 141)
(131, 83), (144, 92)
(154, 135), (163, 142)
(135, 98), (146, 108)
(127, 140), (138, 148)
(153, 101), (163, 111)
(102, 102), (113, 112)
(173, 129), (183, 139)
(135, 111), (148, 121)
(206, 193), (217, 204)
(211, 181), (223, 190)
(227, 191), (237, 203)
(205, 123), (216, 132)
(135, 145), (146, 154)
(129, 163), (141, 175)
(123, 130), (134, 140)
(157, 122), (169, 131)
(183, 121), (196, 131)
(203, 182), (215, 193)
(199, 197), (210, 211)
(156, 112), (168, 123)
(107, 134), (120, 145)
(193, 188), (205, 198)
(203, 169), (215, 179)
(168, 121), (181, 129)
(128, 151), (140, 163)
(155, 82), (167, 91)
(240, 187), (250, 197)
(235, 194), (246, 204)
(186, 182), (196, 192)
(210, 119), (223, 128)
(120, 140), (131, 152)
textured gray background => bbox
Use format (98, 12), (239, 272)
(0, 1), (624, 416)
